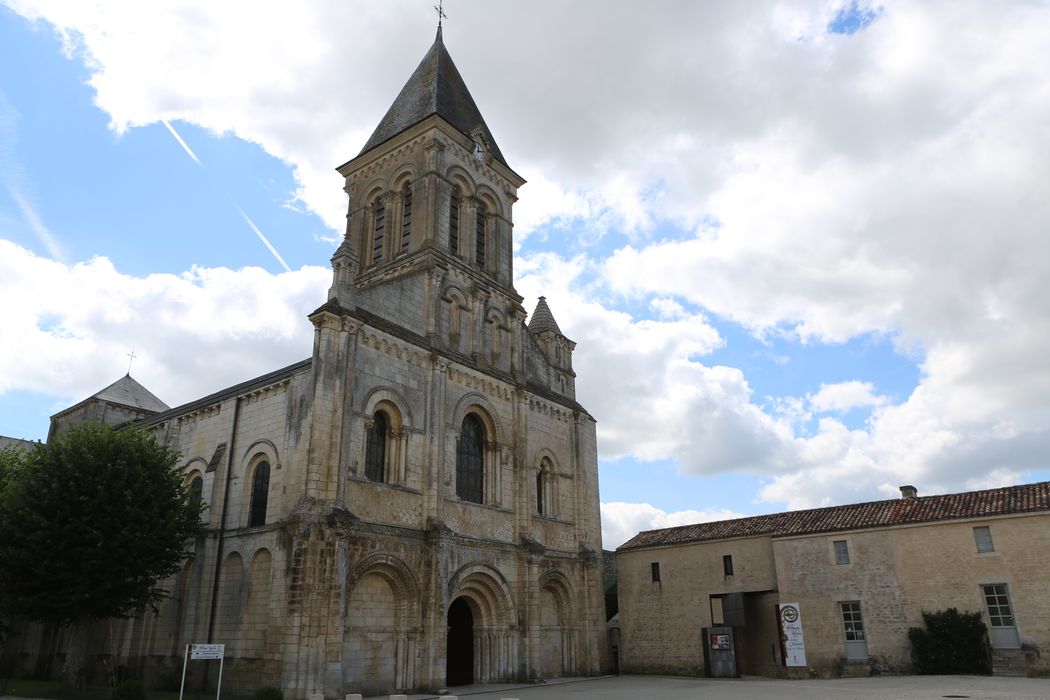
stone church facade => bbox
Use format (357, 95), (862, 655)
(3, 30), (608, 697)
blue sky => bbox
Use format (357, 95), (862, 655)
(2, 1), (1049, 547)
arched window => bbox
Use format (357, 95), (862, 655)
(449, 187), (461, 254)
(248, 461), (270, 527)
(475, 202), (486, 268)
(189, 475), (204, 518)
(365, 411), (388, 482)
(536, 468), (545, 516)
(400, 184), (413, 252)
(372, 197), (386, 263)
(537, 458), (555, 517)
(456, 414), (485, 504)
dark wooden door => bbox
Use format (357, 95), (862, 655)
(446, 597), (474, 686)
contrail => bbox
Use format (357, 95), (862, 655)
(161, 119), (292, 273)
(235, 204), (291, 272)
(162, 119), (202, 166)
(7, 185), (65, 261)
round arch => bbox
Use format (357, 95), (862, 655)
(446, 563), (519, 684)
(345, 552), (422, 626)
(445, 166), (476, 195)
(360, 386), (413, 430)
(450, 393), (506, 446)
(390, 165), (418, 191)
(447, 562), (517, 628)
(343, 552), (422, 694)
(475, 185), (503, 217)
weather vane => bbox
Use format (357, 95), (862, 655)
(126, 347), (137, 375)
(434, 0), (447, 30)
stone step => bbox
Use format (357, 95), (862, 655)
(841, 661), (871, 677)
(992, 649), (1028, 677)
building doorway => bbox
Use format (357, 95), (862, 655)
(447, 597), (474, 686)
(982, 583), (1021, 649)
(840, 601), (869, 660)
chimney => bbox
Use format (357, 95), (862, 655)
(899, 485), (918, 499)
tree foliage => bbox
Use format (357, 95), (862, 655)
(908, 608), (992, 675)
(0, 423), (201, 625)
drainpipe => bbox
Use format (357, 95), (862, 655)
(207, 395), (241, 643)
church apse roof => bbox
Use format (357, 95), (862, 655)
(92, 374), (170, 413)
(358, 28), (508, 167)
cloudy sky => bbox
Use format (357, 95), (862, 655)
(2, 1), (1048, 548)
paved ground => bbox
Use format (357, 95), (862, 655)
(359, 674), (1050, 700)
(5, 674), (1048, 700)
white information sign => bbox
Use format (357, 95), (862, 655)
(190, 644), (225, 660)
(778, 603), (807, 667)
(181, 643), (226, 700)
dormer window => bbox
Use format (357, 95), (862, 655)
(449, 187), (461, 254)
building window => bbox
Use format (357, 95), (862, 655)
(248, 461), (270, 527)
(475, 203), (486, 268)
(723, 554), (734, 576)
(449, 187), (461, 254)
(840, 601), (865, 641)
(400, 185), (412, 252)
(650, 562), (661, 583)
(371, 198), (386, 263)
(364, 411), (388, 482)
(536, 458), (554, 516)
(983, 583), (1014, 626)
(536, 469), (545, 515)
(973, 526), (994, 553)
(456, 414), (484, 504)
(834, 539), (850, 564)
(189, 475), (204, 513)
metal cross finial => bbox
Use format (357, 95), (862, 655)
(434, 0), (447, 29)
(126, 347), (137, 375)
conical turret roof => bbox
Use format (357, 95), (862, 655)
(528, 296), (563, 335)
(359, 28), (507, 166)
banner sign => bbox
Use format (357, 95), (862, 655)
(778, 603), (807, 667)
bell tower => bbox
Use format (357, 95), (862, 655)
(333, 28), (527, 367)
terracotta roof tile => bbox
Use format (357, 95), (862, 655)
(617, 481), (1050, 551)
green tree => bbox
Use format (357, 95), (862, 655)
(0, 423), (201, 686)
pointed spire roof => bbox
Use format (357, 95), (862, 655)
(359, 29), (508, 166)
(528, 296), (563, 335)
(92, 374), (169, 413)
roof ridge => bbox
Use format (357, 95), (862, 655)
(618, 480), (1050, 551)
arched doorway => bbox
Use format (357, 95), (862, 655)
(446, 597), (474, 686)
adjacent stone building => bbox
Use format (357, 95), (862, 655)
(617, 482), (1050, 678)
(3, 29), (608, 697)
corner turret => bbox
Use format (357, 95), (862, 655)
(527, 296), (576, 399)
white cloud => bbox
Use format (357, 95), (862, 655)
(601, 502), (746, 550)
(809, 380), (886, 413)
(4, 0), (1050, 516)
(0, 239), (328, 407)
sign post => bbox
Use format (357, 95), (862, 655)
(778, 603), (807, 667)
(179, 643), (225, 700)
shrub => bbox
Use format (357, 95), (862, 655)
(908, 608), (991, 675)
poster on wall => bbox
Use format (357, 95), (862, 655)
(778, 602), (807, 667)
